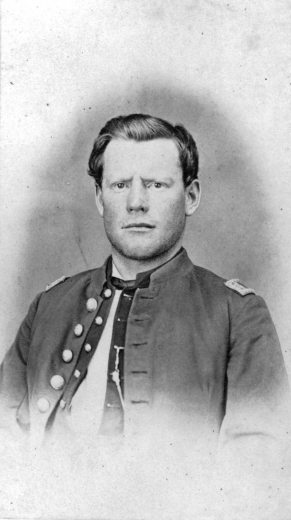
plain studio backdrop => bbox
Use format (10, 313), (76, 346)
(0, 0), (291, 517)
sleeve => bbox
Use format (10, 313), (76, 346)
(0, 293), (42, 435)
(215, 295), (291, 518)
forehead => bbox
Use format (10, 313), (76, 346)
(103, 138), (181, 177)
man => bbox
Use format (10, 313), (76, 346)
(0, 114), (290, 517)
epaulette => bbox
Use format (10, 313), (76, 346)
(224, 278), (256, 296)
(46, 275), (70, 292)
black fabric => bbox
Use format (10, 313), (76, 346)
(98, 287), (136, 435)
(110, 277), (136, 290)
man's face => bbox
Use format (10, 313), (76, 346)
(95, 138), (200, 262)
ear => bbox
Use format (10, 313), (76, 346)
(95, 184), (104, 218)
(185, 179), (201, 216)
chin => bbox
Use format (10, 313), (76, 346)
(112, 242), (169, 262)
(120, 249), (159, 261)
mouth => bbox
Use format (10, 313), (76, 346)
(123, 223), (155, 229)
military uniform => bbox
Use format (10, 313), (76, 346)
(0, 249), (290, 457)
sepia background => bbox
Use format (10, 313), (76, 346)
(1, 0), (291, 383)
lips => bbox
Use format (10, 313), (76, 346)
(123, 223), (155, 229)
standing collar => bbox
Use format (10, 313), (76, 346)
(107, 247), (185, 290)
(90, 247), (194, 294)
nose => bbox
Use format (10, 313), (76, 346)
(126, 182), (149, 213)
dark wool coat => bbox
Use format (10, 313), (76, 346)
(0, 250), (290, 460)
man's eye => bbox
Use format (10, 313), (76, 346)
(113, 182), (126, 191)
(147, 182), (165, 189)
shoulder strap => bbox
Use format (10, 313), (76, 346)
(224, 278), (256, 296)
(46, 275), (70, 292)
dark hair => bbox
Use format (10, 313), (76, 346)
(88, 114), (199, 187)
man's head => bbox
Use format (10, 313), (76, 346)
(88, 114), (199, 188)
(88, 114), (201, 270)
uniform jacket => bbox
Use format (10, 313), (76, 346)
(0, 250), (290, 458)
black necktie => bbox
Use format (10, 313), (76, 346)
(110, 277), (137, 290)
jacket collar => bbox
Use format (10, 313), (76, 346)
(90, 248), (194, 295)
(149, 248), (193, 286)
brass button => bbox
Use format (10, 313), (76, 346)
(104, 288), (112, 298)
(95, 316), (103, 326)
(37, 398), (50, 413)
(60, 400), (66, 409)
(74, 324), (83, 337)
(50, 375), (65, 390)
(86, 298), (98, 312)
(74, 369), (81, 379)
(85, 343), (92, 352)
(62, 349), (73, 363)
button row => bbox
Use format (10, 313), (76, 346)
(37, 397), (67, 412)
(36, 292), (111, 414)
(74, 298), (105, 337)
(37, 367), (82, 412)
(73, 316), (103, 337)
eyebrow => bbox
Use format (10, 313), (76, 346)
(109, 175), (175, 183)
(141, 176), (174, 183)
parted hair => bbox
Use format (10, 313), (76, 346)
(88, 114), (199, 187)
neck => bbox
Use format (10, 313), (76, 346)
(111, 241), (183, 280)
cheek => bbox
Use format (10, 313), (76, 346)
(103, 194), (126, 213)
(102, 200), (124, 232)
(158, 196), (185, 221)
(102, 199), (118, 218)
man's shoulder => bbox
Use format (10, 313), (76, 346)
(45, 269), (96, 292)
(188, 263), (269, 325)
(41, 263), (106, 300)
(191, 263), (256, 299)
